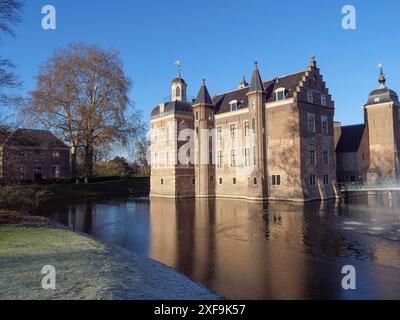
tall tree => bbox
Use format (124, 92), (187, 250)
(22, 43), (142, 182)
(134, 135), (151, 176)
(0, 0), (24, 107)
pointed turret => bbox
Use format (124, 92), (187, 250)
(246, 62), (267, 200)
(194, 79), (214, 106)
(248, 62), (264, 93)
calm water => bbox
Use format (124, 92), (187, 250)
(36, 194), (400, 299)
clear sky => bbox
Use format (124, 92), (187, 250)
(2, 0), (400, 126)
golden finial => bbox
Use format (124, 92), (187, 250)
(310, 56), (316, 68)
(378, 64), (386, 87)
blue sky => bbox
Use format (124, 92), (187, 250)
(2, 0), (400, 126)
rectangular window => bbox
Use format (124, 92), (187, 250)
(323, 174), (329, 185)
(219, 178), (223, 185)
(230, 102), (238, 112)
(230, 149), (237, 167)
(253, 177), (257, 185)
(308, 113), (316, 133)
(161, 179), (164, 185)
(245, 148), (250, 166)
(252, 118), (256, 134)
(217, 151), (223, 168)
(276, 90), (285, 101)
(272, 175), (281, 186)
(321, 116), (328, 134)
(253, 146), (257, 166)
(52, 165), (60, 178)
(195, 111), (199, 121)
(251, 99), (256, 110)
(309, 144), (316, 166)
(307, 90), (314, 103)
(244, 121), (250, 137)
(233, 177), (237, 185)
(209, 150), (213, 165)
(230, 124), (237, 139)
(323, 147), (329, 166)
(192, 178), (195, 185)
(321, 94), (327, 106)
(210, 175), (214, 182)
(309, 175), (316, 186)
(217, 126), (223, 140)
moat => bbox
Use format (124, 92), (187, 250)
(36, 194), (400, 299)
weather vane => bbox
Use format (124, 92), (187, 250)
(175, 60), (181, 77)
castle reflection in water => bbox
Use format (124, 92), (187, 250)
(39, 194), (400, 299)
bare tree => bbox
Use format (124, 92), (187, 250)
(22, 43), (143, 182)
(0, 0), (23, 37)
(0, 0), (24, 107)
(134, 135), (151, 176)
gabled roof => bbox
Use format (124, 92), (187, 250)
(2, 129), (69, 149)
(336, 124), (366, 153)
(194, 80), (213, 106)
(213, 71), (305, 114)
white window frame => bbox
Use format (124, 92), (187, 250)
(230, 149), (237, 167)
(244, 148), (250, 166)
(230, 123), (237, 140)
(321, 115), (328, 135)
(244, 121), (250, 137)
(230, 100), (238, 112)
(321, 94), (327, 106)
(308, 113), (316, 133)
(275, 88), (286, 101)
(307, 90), (314, 103)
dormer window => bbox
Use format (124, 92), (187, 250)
(230, 100), (238, 112)
(275, 88), (286, 101)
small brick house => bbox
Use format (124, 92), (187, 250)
(0, 128), (70, 182)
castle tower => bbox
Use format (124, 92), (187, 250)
(246, 62), (268, 199)
(364, 65), (400, 182)
(193, 80), (215, 197)
(171, 61), (187, 102)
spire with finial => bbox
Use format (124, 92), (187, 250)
(248, 61), (264, 93)
(378, 64), (386, 88)
(310, 56), (317, 68)
(194, 79), (213, 106)
(175, 60), (181, 78)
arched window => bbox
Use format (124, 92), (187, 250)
(176, 86), (181, 97)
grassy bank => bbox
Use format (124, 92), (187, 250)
(0, 221), (218, 300)
(0, 178), (150, 211)
(36, 177), (150, 200)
